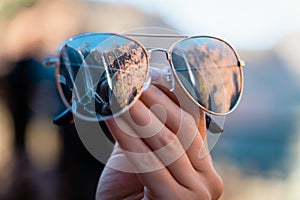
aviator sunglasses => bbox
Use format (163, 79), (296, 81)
(44, 32), (245, 134)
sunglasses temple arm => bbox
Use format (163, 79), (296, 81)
(205, 115), (224, 133)
(53, 108), (74, 126)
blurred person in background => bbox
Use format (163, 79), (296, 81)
(0, 0), (104, 199)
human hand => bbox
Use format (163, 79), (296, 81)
(96, 84), (223, 200)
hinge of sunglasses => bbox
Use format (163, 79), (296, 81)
(43, 57), (59, 68)
(238, 60), (245, 68)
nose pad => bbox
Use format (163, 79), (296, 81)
(143, 48), (175, 92)
(143, 66), (174, 92)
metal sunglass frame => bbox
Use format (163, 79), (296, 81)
(129, 33), (245, 116)
(44, 32), (245, 133)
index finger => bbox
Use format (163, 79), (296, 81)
(140, 85), (212, 170)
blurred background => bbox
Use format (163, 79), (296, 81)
(0, 0), (300, 199)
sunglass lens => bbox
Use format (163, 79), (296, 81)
(171, 37), (242, 114)
(58, 34), (148, 121)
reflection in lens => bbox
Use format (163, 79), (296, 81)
(171, 37), (242, 114)
(57, 34), (148, 120)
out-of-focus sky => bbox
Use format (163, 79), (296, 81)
(91, 0), (300, 50)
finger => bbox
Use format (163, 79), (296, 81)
(122, 100), (202, 188)
(140, 85), (212, 171)
(105, 117), (180, 192)
(140, 85), (183, 134)
(141, 84), (205, 138)
(140, 85), (207, 154)
(105, 117), (167, 172)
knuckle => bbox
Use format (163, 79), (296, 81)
(158, 127), (177, 146)
(181, 111), (196, 127)
(192, 166), (224, 200)
(211, 173), (224, 200)
(205, 169), (224, 200)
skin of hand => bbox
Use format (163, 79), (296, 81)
(96, 84), (224, 200)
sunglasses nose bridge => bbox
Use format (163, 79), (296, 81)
(146, 48), (175, 92)
(147, 48), (171, 62)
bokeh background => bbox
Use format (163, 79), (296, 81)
(0, 0), (300, 199)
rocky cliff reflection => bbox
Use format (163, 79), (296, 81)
(171, 37), (242, 114)
(59, 36), (148, 119)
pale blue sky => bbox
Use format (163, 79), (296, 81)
(90, 0), (300, 50)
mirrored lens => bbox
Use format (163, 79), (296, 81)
(171, 37), (242, 114)
(57, 33), (148, 121)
